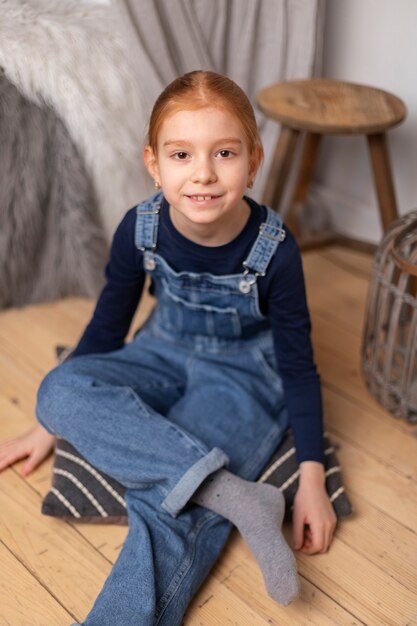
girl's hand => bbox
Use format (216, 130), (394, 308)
(292, 461), (337, 554)
(0, 424), (56, 476)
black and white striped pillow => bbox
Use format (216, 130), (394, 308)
(42, 438), (128, 522)
(41, 430), (352, 522)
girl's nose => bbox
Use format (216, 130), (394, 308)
(191, 158), (217, 184)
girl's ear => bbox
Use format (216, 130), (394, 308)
(144, 146), (160, 183)
(248, 143), (263, 183)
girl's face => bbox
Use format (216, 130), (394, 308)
(144, 106), (261, 245)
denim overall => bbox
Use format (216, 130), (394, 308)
(36, 192), (289, 626)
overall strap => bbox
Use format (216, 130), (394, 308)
(242, 206), (286, 276)
(134, 191), (163, 251)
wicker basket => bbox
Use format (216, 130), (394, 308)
(362, 210), (417, 423)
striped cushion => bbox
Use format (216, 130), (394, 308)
(41, 430), (352, 522)
(42, 438), (127, 522)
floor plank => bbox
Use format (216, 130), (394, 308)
(295, 535), (416, 626)
(323, 386), (417, 481)
(303, 252), (370, 336)
(0, 542), (75, 626)
(318, 246), (374, 278)
(312, 312), (417, 438)
(0, 469), (111, 619)
(331, 432), (417, 530)
(336, 492), (417, 594)
(184, 573), (276, 625)
(211, 534), (365, 626)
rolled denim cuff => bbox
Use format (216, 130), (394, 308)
(161, 447), (229, 517)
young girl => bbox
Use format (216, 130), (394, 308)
(0, 71), (336, 625)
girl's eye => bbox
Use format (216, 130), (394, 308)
(217, 149), (234, 158)
(173, 152), (189, 160)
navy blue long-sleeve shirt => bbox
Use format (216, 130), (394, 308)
(74, 197), (324, 464)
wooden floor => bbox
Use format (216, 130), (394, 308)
(1, 246), (416, 625)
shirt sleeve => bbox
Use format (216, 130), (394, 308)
(267, 231), (325, 464)
(73, 209), (146, 357)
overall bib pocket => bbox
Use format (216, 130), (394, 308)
(159, 282), (242, 338)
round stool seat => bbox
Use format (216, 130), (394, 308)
(257, 79), (406, 135)
(257, 79), (407, 247)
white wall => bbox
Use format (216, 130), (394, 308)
(314, 0), (417, 243)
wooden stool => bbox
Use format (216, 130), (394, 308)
(257, 79), (406, 247)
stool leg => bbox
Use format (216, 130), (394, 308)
(286, 131), (322, 237)
(367, 132), (399, 231)
(262, 126), (299, 211)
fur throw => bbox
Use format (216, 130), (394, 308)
(0, 72), (108, 307)
(0, 0), (152, 240)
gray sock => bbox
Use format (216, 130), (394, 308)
(191, 469), (300, 606)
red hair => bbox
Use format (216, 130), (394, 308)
(147, 70), (263, 162)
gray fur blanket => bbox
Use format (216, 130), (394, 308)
(0, 0), (149, 308)
(0, 72), (107, 308)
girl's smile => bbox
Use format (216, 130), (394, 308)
(186, 194), (222, 203)
(144, 107), (261, 246)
